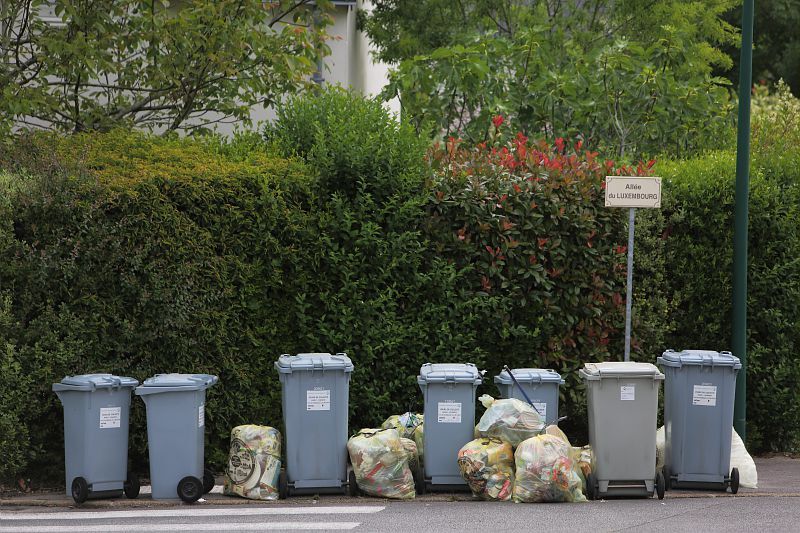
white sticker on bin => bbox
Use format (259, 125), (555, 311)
(199, 404), (205, 428)
(437, 401), (462, 423)
(99, 407), (121, 429)
(620, 385), (635, 401)
(307, 389), (331, 411)
(532, 402), (547, 421)
(693, 385), (717, 406)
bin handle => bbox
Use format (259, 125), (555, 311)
(99, 376), (122, 389)
(187, 375), (218, 386)
(502, 365), (544, 420)
(597, 367), (661, 379)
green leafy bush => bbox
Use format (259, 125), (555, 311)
(425, 133), (653, 436)
(0, 131), (319, 479)
(265, 90), (485, 430)
(655, 149), (800, 452)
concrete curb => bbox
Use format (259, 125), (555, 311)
(2, 489), (797, 509)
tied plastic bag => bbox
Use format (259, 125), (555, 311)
(656, 426), (666, 472)
(574, 445), (593, 484)
(347, 428), (416, 499)
(381, 413), (424, 462)
(476, 394), (544, 447)
(400, 437), (420, 473)
(223, 425), (281, 500)
(731, 428), (758, 488)
(457, 437), (515, 501)
(512, 434), (587, 503)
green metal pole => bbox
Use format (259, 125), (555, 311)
(733, 0), (755, 441)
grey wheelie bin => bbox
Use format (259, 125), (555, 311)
(495, 368), (564, 424)
(580, 362), (665, 500)
(417, 363), (482, 492)
(275, 353), (355, 498)
(53, 374), (139, 504)
(658, 349), (742, 493)
(135, 373), (218, 502)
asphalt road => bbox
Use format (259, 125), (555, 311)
(2, 496), (799, 532)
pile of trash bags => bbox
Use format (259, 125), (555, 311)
(458, 394), (587, 503)
(347, 428), (417, 499)
(457, 437), (515, 501)
(223, 425), (282, 500)
(475, 395), (545, 447)
(381, 412), (424, 462)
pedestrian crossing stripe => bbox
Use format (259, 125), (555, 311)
(1, 506), (385, 521)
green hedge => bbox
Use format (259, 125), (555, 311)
(653, 150), (800, 452)
(1, 90), (798, 484)
(0, 131), (322, 479)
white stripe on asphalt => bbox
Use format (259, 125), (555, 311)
(0, 523), (360, 531)
(1, 506), (384, 521)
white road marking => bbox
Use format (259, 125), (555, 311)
(0, 523), (360, 531)
(139, 485), (223, 494)
(1, 506), (384, 521)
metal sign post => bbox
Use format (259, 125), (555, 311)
(605, 176), (662, 362)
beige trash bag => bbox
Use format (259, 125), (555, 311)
(224, 425), (282, 500)
(457, 437), (515, 501)
(476, 395), (544, 447)
(381, 413), (424, 462)
(347, 428), (416, 499)
(513, 433), (587, 503)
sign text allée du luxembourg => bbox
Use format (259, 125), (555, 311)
(605, 176), (662, 208)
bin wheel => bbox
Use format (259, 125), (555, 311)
(663, 468), (671, 491)
(585, 473), (596, 501)
(278, 469), (288, 500)
(202, 468), (215, 494)
(656, 471), (666, 500)
(71, 477), (89, 504)
(347, 468), (360, 497)
(177, 476), (203, 503)
(413, 464), (425, 496)
(730, 467), (740, 495)
(124, 471), (140, 499)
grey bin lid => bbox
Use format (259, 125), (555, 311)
(417, 363), (482, 385)
(135, 373), (218, 395)
(52, 373), (139, 392)
(658, 349), (742, 369)
(494, 368), (564, 385)
(274, 353), (354, 374)
(580, 362), (664, 381)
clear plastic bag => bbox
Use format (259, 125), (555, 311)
(381, 413), (424, 462)
(476, 395), (544, 448)
(223, 425), (282, 500)
(731, 428), (758, 488)
(347, 428), (416, 499)
(512, 434), (587, 503)
(457, 437), (515, 501)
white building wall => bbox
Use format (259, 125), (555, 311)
(215, 1), (397, 136)
(10, 2), (396, 135)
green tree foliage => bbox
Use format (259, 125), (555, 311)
(0, 0), (332, 135)
(362, 0), (738, 158)
(722, 0), (800, 97)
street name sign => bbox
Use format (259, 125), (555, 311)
(605, 177), (662, 208)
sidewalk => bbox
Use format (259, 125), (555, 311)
(2, 457), (798, 509)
